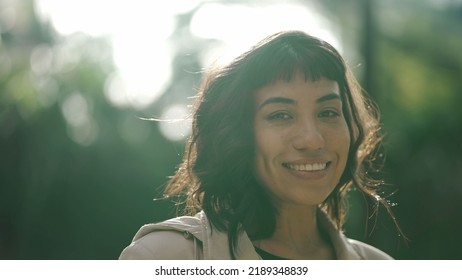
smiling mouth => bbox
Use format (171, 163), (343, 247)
(282, 162), (330, 172)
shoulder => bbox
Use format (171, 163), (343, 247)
(119, 215), (205, 260)
(346, 238), (394, 260)
(119, 229), (197, 260)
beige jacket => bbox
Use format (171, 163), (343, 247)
(119, 211), (393, 260)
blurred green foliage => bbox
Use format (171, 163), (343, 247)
(1, 0), (461, 259)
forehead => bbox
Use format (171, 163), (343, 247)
(254, 75), (340, 104)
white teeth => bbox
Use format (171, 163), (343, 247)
(287, 163), (327, 171)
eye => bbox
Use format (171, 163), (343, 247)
(318, 109), (340, 119)
(267, 111), (293, 121)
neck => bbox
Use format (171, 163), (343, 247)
(254, 205), (334, 259)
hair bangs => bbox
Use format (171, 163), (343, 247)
(242, 39), (346, 90)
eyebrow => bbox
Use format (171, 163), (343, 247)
(316, 92), (341, 104)
(258, 97), (295, 110)
(257, 92), (341, 110)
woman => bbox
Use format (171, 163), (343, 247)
(120, 30), (399, 260)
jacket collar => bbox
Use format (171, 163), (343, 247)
(199, 210), (362, 260)
(133, 210), (362, 259)
(197, 211), (259, 259)
(317, 210), (361, 260)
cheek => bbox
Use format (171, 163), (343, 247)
(328, 124), (351, 160)
(254, 126), (268, 173)
(254, 127), (289, 160)
(337, 127), (351, 164)
(253, 126), (286, 179)
(254, 130), (273, 168)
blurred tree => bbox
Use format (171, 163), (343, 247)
(0, 0), (181, 259)
(374, 0), (462, 259)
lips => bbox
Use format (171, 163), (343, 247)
(282, 161), (330, 172)
(281, 161), (331, 180)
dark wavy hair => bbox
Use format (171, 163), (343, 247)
(165, 30), (399, 258)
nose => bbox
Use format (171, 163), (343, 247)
(292, 120), (325, 151)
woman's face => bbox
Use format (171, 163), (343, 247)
(253, 73), (350, 208)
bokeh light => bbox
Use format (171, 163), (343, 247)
(191, 2), (339, 67)
(34, 0), (337, 141)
